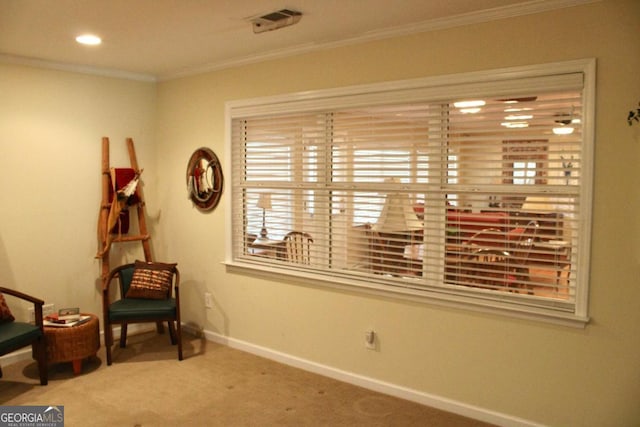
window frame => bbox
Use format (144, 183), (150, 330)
(225, 59), (595, 327)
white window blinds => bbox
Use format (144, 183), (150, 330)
(227, 60), (594, 325)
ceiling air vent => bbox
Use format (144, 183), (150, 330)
(251, 9), (302, 34)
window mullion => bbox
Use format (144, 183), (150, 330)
(422, 104), (449, 283)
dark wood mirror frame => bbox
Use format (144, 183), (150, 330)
(186, 147), (223, 211)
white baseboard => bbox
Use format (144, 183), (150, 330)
(185, 324), (543, 427)
(0, 346), (32, 367)
(2, 323), (541, 427)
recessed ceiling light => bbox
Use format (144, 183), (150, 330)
(76, 34), (102, 46)
(505, 114), (533, 121)
(453, 100), (486, 109)
(504, 107), (532, 113)
(453, 100), (485, 114)
(553, 126), (574, 135)
(501, 121), (529, 128)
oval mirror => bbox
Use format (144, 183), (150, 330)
(186, 147), (223, 211)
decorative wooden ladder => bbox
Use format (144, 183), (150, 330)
(97, 137), (153, 286)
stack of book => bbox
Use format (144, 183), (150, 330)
(43, 308), (91, 327)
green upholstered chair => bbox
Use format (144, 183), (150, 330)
(0, 287), (48, 385)
(102, 262), (182, 365)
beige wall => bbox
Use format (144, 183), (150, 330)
(1, 1), (638, 425)
(0, 65), (157, 314)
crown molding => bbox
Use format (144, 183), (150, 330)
(0, 53), (156, 82)
(160, 0), (600, 81)
(1, 0), (599, 82)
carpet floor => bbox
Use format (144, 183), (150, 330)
(0, 331), (495, 426)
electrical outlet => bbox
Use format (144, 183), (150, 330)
(365, 329), (376, 350)
(204, 292), (213, 309)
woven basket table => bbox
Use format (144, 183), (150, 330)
(43, 313), (100, 374)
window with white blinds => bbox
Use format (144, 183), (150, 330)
(227, 60), (594, 325)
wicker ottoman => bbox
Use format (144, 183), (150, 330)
(43, 313), (100, 374)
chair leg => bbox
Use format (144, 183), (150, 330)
(0, 365), (3, 378)
(176, 320), (183, 361)
(167, 321), (177, 345)
(119, 322), (128, 348)
(33, 338), (48, 385)
(104, 322), (113, 365)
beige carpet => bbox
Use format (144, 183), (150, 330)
(0, 331), (494, 426)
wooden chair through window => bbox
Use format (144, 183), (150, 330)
(509, 220), (540, 263)
(102, 262), (182, 365)
(459, 225), (535, 293)
(508, 220), (540, 293)
(283, 231), (313, 264)
(0, 287), (47, 385)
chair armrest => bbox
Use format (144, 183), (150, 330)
(102, 263), (135, 293)
(173, 268), (180, 291)
(0, 286), (45, 327)
(103, 270), (117, 295)
(0, 287), (44, 306)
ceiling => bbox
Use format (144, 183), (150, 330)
(0, 0), (593, 81)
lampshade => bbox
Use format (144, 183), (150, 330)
(373, 192), (422, 232)
(257, 193), (272, 210)
(521, 196), (555, 212)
